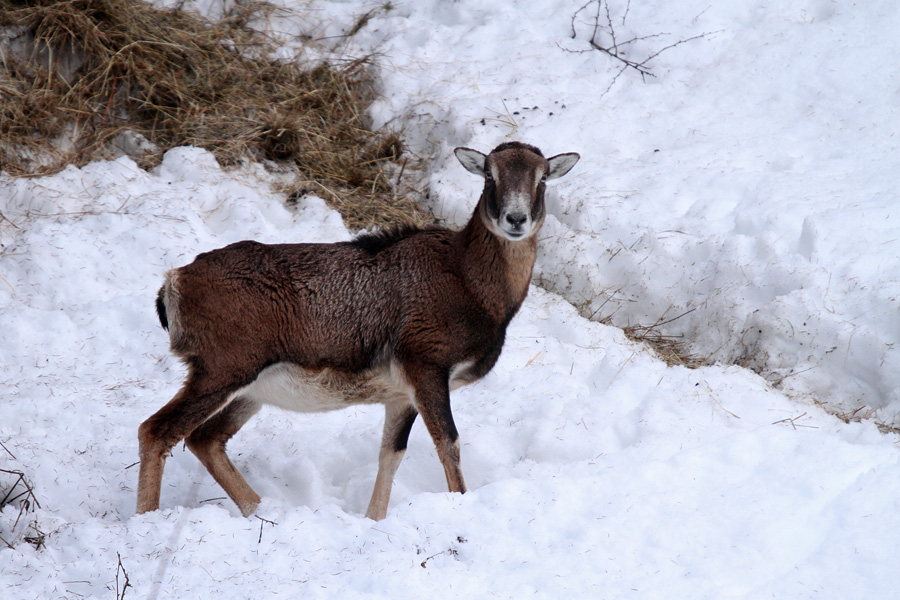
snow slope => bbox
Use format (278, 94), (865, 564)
(3, 1), (900, 598)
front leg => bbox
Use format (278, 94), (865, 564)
(366, 401), (418, 521)
(406, 364), (467, 494)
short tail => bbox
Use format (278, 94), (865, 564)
(155, 286), (169, 330)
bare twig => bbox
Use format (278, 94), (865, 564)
(564, 0), (719, 92)
(1, 468), (41, 510)
(23, 520), (46, 551)
(255, 515), (277, 544)
(116, 552), (132, 600)
(633, 31), (722, 74)
(772, 412), (818, 430)
(0, 210), (20, 229)
(420, 548), (459, 568)
(0, 441), (16, 460)
(629, 307), (697, 334)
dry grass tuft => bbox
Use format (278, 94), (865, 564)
(584, 299), (710, 368)
(623, 323), (710, 369)
(0, 0), (428, 228)
(807, 399), (900, 438)
(0, 465), (43, 550)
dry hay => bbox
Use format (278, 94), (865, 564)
(0, 0), (428, 229)
(623, 323), (711, 369)
(567, 289), (711, 369)
(615, 307), (711, 369)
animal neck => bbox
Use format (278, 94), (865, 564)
(456, 202), (539, 323)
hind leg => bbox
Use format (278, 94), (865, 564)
(137, 377), (237, 514)
(185, 396), (262, 517)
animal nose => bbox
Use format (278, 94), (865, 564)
(505, 212), (527, 228)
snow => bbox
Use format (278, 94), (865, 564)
(3, 0), (900, 598)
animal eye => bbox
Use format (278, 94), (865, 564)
(540, 175), (547, 182)
(485, 171), (494, 181)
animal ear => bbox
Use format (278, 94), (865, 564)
(546, 153), (580, 180)
(454, 147), (488, 177)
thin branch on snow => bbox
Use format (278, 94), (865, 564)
(563, 0), (720, 90)
(1, 468), (41, 511)
(116, 552), (132, 600)
(255, 514), (278, 544)
(0, 209), (20, 229)
(420, 548), (459, 568)
(0, 440), (16, 460)
(772, 412), (819, 430)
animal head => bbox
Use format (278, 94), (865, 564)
(455, 142), (580, 241)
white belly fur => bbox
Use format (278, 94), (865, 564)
(233, 361), (410, 412)
(233, 358), (479, 413)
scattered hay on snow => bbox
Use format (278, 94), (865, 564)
(0, 0), (428, 228)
